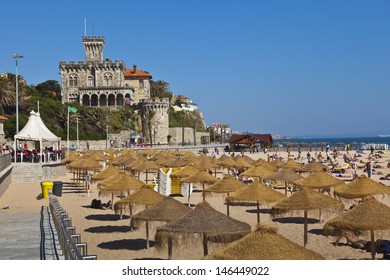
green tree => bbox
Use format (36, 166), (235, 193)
(0, 77), (14, 114)
(150, 80), (172, 100)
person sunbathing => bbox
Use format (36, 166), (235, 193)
(91, 199), (112, 210)
(332, 229), (367, 249)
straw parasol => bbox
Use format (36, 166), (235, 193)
(334, 174), (390, 200)
(132, 197), (193, 249)
(204, 174), (247, 216)
(324, 197), (390, 259)
(239, 165), (275, 180)
(98, 171), (146, 206)
(270, 158), (285, 169)
(129, 159), (161, 184)
(114, 185), (165, 229)
(155, 201), (251, 259)
(301, 161), (329, 173)
(91, 165), (122, 182)
(231, 158), (253, 170)
(67, 157), (102, 188)
(227, 181), (286, 223)
(171, 165), (199, 179)
(271, 187), (344, 247)
(181, 170), (219, 202)
(205, 225), (324, 260)
(295, 171), (345, 191)
(265, 168), (303, 195)
(283, 159), (303, 171)
(253, 158), (278, 172)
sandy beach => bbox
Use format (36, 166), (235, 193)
(1, 148), (390, 260)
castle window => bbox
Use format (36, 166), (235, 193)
(88, 76), (94, 87)
(139, 79), (144, 89)
(104, 73), (113, 86)
(69, 74), (78, 87)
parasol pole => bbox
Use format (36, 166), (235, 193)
(202, 182), (205, 202)
(256, 201), (260, 224)
(145, 221), (150, 249)
(168, 237), (173, 260)
(304, 210), (308, 247)
(370, 230), (375, 260)
(226, 192), (230, 217)
(129, 203), (134, 231)
(203, 233), (208, 256)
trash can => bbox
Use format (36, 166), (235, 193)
(53, 181), (63, 197)
(41, 181), (54, 199)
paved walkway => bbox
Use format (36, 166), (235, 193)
(0, 207), (62, 260)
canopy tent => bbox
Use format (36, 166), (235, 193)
(14, 110), (61, 163)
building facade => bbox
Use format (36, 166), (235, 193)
(59, 36), (152, 106)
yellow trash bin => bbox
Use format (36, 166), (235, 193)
(41, 181), (54, 198)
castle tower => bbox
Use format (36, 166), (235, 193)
(82, 36), (105, 63)
(139, 98), (170, 146)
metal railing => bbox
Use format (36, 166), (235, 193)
(49, 194), (97, 260)
(0, 153), (11, 172)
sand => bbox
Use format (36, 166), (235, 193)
(1, 148), (390, 260)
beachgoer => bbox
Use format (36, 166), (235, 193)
(91, 199), (112, 210)
(332, 229), (367, 249)
(85, 172), (91, 189)
(307, 152), (311, 163)
(366, 162), (372, 178)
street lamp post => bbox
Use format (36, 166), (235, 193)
(12, 54), (24, 135)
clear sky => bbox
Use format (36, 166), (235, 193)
(1, 0), (389, 137)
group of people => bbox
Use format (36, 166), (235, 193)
(333, 229), (390, 257)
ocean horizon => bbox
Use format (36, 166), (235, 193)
(273, 136), (390, 148)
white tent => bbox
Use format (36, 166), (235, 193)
(14, 110), (61, 162)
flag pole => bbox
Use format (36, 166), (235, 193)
(67, 106), (70, 154)
(77, 117), (79, 151)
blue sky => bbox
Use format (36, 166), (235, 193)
(1, 0), (389, 137)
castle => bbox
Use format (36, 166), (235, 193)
(59, 36), (151, 106)
(59, 35), (170, 145)
(59, 35), (210, 146)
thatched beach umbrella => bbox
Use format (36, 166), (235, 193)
(155, 201), (251, 259)
(98, 171), (146, 208)
(181, 170), (218, 202)
(270, 158), (285, 169)
(265, 168), (303, 195)
(204, 175), (247, 216)
(253, 158), (278, 172)
(334, 174), (390, 200)
(295, 171), (345, 191)
(301, 161), (329, 173)
(239, 165), (275, 180)
(227, 181), (286, 223)
(114, 185), (165, 229)
(130, 159), (160, 184)
(205, 225), (324, 260)
(231, 158), (253, 170)
(67, 157), (102, 188)
(91, 165), (121, 182)
(324, 197), (390, 259)
(271, 187), (344, 247)
(132, 197), (193, 249)
(283, 159), (303, 171)
(171, 165), (199, 179)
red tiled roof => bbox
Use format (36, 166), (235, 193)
(229, 134), (273, 145)
(0, 116), (8, 121)
(124, 68), (152, 78)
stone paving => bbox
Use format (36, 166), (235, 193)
(0, 208), (62, 260)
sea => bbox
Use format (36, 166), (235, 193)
(273, 136), (390, 149)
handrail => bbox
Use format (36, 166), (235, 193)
(49, 194), (97, 260)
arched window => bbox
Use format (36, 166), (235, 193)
(88, 76), (94, 87)
(103, 73), (113, 86)
(69, 74), (78, 87)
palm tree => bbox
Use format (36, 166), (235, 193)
(0, 77), (14, 114)
(142, 110), (156, 146)
(85, 107), (109, 134)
